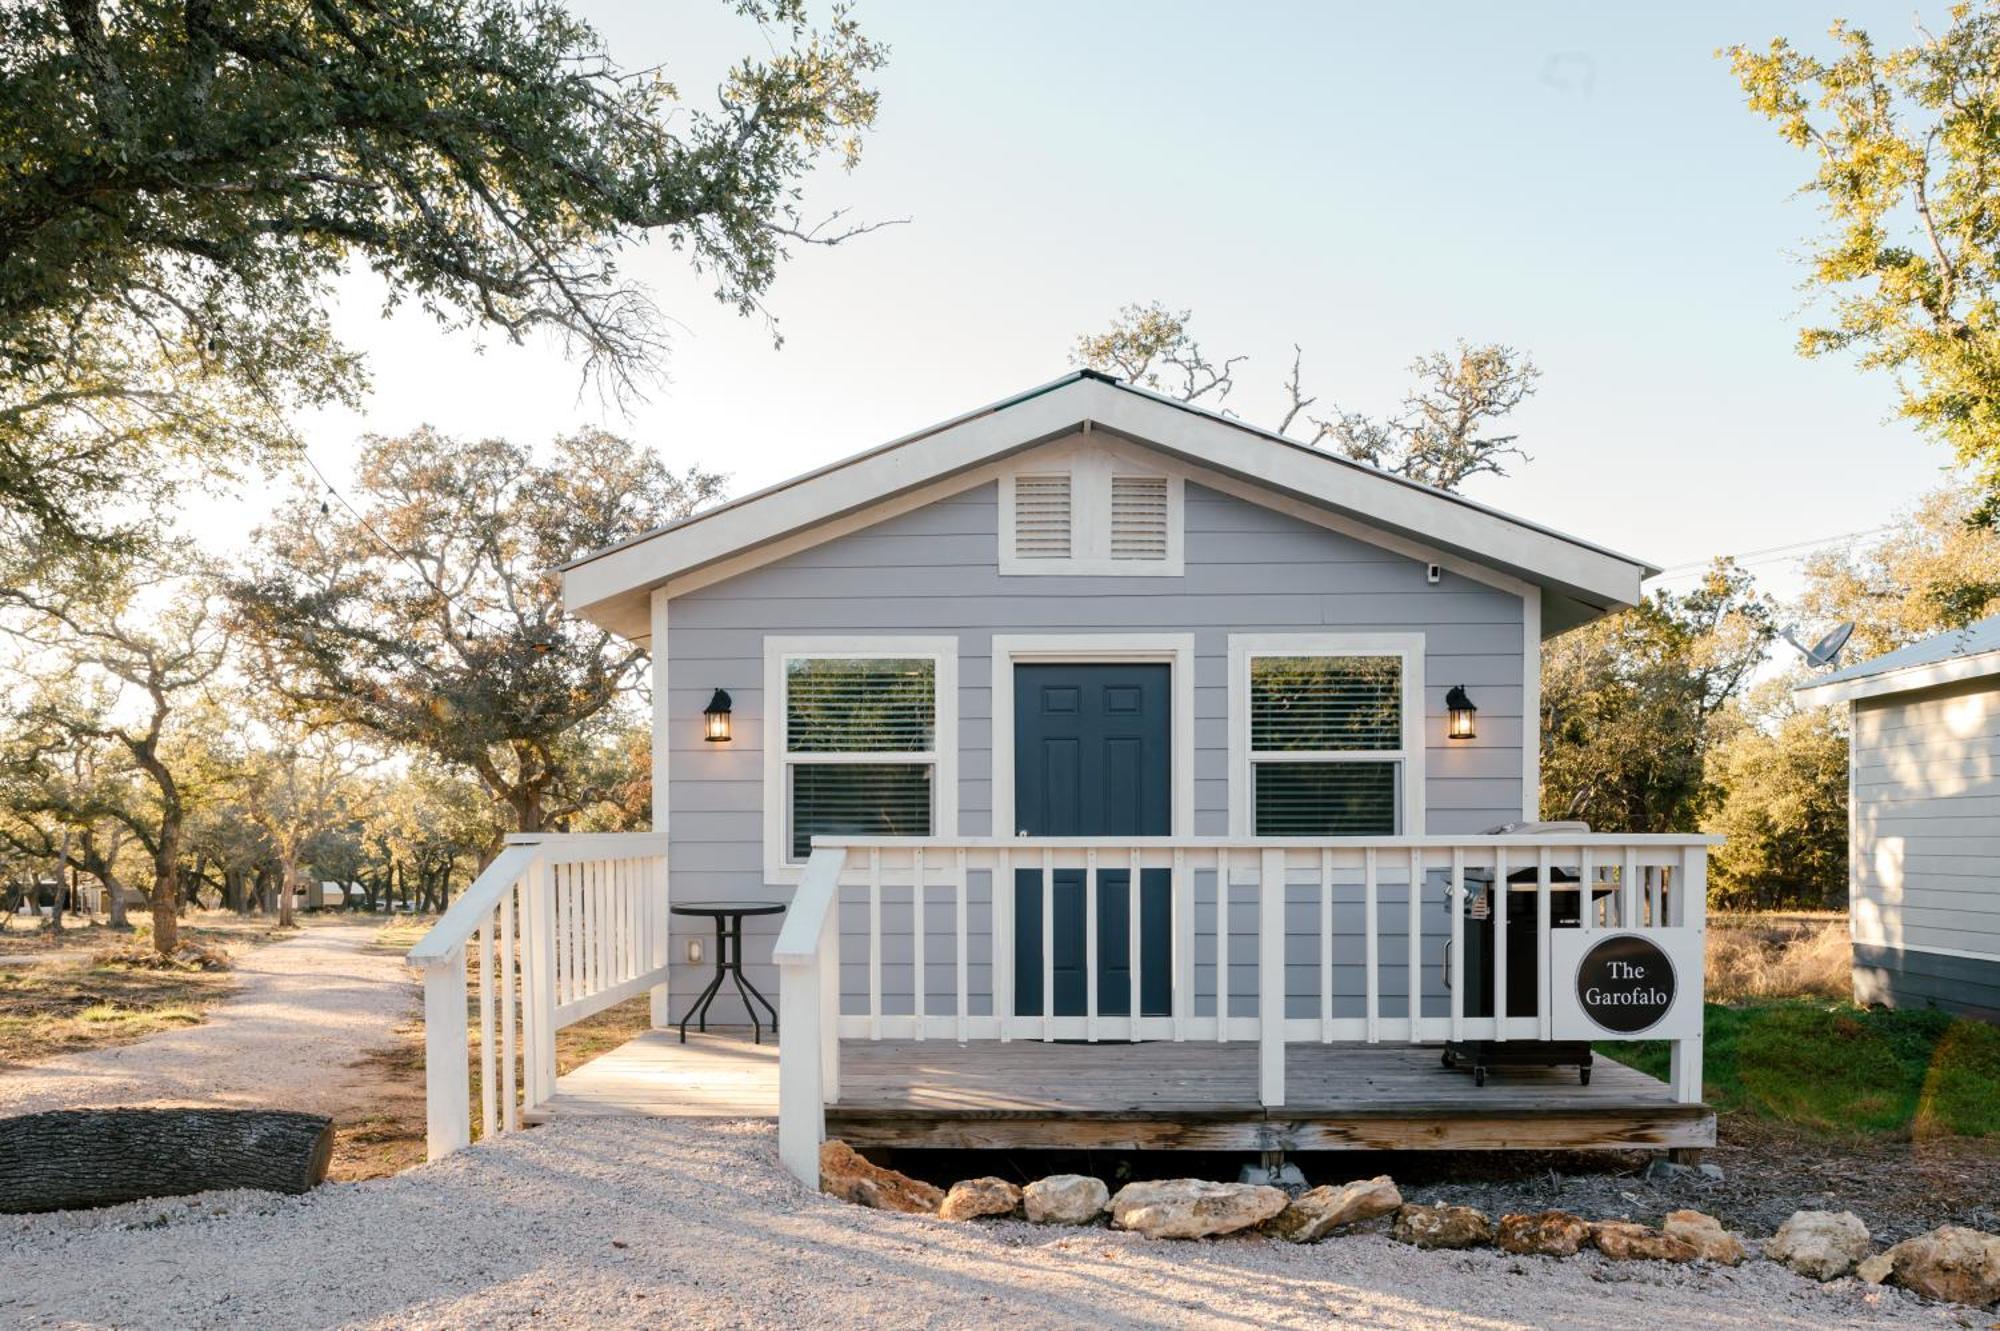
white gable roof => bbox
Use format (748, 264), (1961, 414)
(563, 371), (1658, 640)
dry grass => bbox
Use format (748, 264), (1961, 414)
(368, 916), (437, 956)
(1704, 915), (1851, 1004)
(325, 991), (657, 1181)
(0, 962), (236, 1066)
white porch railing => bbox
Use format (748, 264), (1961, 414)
(772, 834), (1715, 1185)
(407, 832), (671, 1159)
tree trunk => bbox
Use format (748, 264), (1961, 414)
(104, 873), (129, 930)
(0, 1109), (334, 1213)
(277, 851), (297, 929)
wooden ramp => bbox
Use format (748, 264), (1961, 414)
(539, 1030), (1714, 1152)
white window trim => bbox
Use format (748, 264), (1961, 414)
(762, 635), (959, 884)
(998, 440), (1185, 577)
(1226, 633), (1426, 837)
(991, 633), (1196, 839)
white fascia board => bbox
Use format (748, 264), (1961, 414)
(1076, 381), (1647, 612)
(1795, 648), (2000, 706)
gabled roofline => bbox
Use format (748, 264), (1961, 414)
(563, 373), (1659, 639)
(1796, 646), (2000, 705)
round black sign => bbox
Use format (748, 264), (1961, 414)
(1575, 934), (1677, 1034)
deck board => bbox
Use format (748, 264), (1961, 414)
(539, 1028), (1714, 1151)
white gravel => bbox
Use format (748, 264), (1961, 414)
(0, 1117), (1971, 1330)
(0, 921), (417, 1120)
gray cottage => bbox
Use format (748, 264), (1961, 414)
(410, 372), (1720, 1181)
(1798, 613), (2000, 1021)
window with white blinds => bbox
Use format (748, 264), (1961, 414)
(781, 656), (938, 862)
(1236, 646), (1417, 836)
(764, 643), (956, 873)
(999, 453), (1182, 575)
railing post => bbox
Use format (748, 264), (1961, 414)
(526, 854), (556, 1106)
(773, 847), (845, 1188)
(423, 946), (471, 1160)
(1258, 848), (1285, 1107)
(649, 852), (672, 1028)
(1671, 844), (1708, 1105)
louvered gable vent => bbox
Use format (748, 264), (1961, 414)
(1011, 474), (1072, 560)
(1110, 474), (1170, 561)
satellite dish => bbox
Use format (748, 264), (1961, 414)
(1782, 621), (1856, 669)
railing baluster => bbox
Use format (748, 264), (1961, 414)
(1363, 847), (1379, 1044)
(912, 847), (926, 1042)
(1537, 847), (1553, 1043)
(867, 848), (882, 1041)
(1579, 847), (1596, 933)
(1258, 848), (1285, 1107)
(1449, 848), (1464, 1043)
(1319, 848), (1333, 1043)
(1040, 848), (1054, 1043)
(1408, 847), (1423, 1043)
(1492, 846), (1508, 1042)
(1085, 847), (1099, 1043)
(1172, 847), (1189, 1042)
(955, 847), (969, 1044)
(1216, 847), (1229, 1043)
(1622, 846), (1639, 931)
(499, 884), (518, 1132)
(996, 848), (1014, 1042)
(562, 863), (577, 1005)
(1127, 847), (1142, 1041)
(477, 919), (496, 1140)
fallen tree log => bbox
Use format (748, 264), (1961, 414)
(0, 1108), (335, 1214)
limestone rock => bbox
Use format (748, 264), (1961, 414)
(1765, 1210), (1871, 1282)
(938, 1177), (1022, 1222)
(1496, 1210), (1591, 1258)
(1662, 1210), (1747, 1265)
(1857, 1252), (1895, 1286)
(1023, 1174), (1109, 1225)
(1391, 1203), (1493, 1250)
(1873, 1226), (2000, 1307)
(1107, 1179), (1288, 1240)
(1270, 1176), (1402, 1243)
(818, 1140), (943, 1215)
(1591, 1221), (1698, 1263)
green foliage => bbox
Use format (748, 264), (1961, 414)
(1540, 561), (1774, 831)
(0, 0), (884, 564)
(231, 428), (719, 832)
(1071, 302), (1539, 491)
(1727, 6), (2000, 525)
(1705, 685), (1850, 910)
(1609, 1000), (2000, 1137)
(1799, 480), (2000, 660)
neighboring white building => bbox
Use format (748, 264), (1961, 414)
(1798, 612), (2000, 1021)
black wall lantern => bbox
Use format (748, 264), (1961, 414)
(703, 688), (733, 743)
(1445, 685), (1477, 741)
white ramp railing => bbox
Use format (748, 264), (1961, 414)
(772, 833), (1715, 1186)
(407, 832), (670, 1159)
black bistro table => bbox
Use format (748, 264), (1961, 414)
(670, 900), (785, 1044)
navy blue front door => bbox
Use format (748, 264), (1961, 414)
(1012, 663), (1172, 1018)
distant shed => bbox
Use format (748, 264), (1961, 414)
(1798, 613), (2000, 1021)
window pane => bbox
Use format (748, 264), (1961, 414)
(1253, 761), (1398, 836)
(787, 658), (935, 752)
(1250, 655), (1401, 751)
(790, 763), (933, 859)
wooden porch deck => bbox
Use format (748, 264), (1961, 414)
(539, 1029), (1715, 1152)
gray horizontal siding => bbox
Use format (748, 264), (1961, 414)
(663, 468), (1527, 1018)
(1851, 679), (2000, 970)
(1852, 942), (2000, 1022)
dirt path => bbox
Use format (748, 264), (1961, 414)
(0, 922), (417, 1121)
(0, 1118), (1964, 1330)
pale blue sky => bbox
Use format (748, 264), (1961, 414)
(291, 2), (1965, 597)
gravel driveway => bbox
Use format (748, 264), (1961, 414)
(0, 1117), (1965, 1330)
(0, 921), (416, 1120)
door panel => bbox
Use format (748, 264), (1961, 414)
(1013, 663), (1172, 1018)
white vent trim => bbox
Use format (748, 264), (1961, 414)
(998, 441), (1183, 576)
